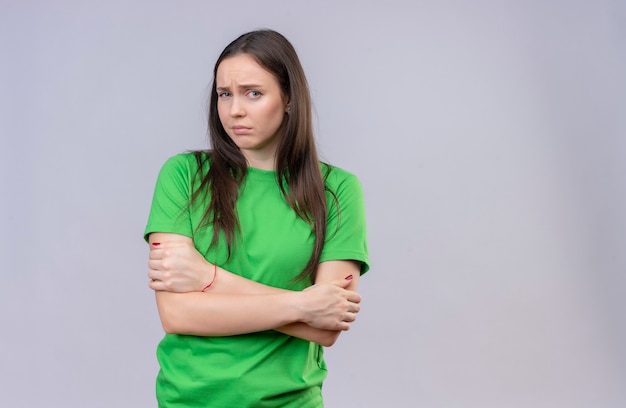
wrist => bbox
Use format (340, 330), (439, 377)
(195, 260), (213, 291)
(291, 291), (309, 324)
(201, 263), (217, 292)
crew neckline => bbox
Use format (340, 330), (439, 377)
(246, 166), (277, 182)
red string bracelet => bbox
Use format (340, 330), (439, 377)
(201, 263), (217, 292)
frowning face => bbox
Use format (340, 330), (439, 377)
(216, 53), (289, 169)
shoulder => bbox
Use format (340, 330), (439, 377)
(161, 151), (207, 170)
(320, 162), (362, 191)
(158, 151), (210, 178)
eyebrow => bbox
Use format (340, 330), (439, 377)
(216, 84), (264, 91)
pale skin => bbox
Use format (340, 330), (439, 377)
(147, 54), (363, 347)
(216, 53), (288, 170)
(148, 233), (361, 347)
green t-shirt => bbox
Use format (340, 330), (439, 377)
(145, 153), (369, 407)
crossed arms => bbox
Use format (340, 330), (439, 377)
(147, 232), (362, 347)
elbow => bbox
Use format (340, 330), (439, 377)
(161, 319), (178, 334)
(159, 314), (180, 334)
(161, 315), (195, 335)
(157, 304), (184, 334)
(318, 339), (336, 347)
(318, 331), (341, 347)
(158, 302), (208, 336)
(156, 293), (195, 335)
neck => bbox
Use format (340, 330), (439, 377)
(242, 150), (275, 170)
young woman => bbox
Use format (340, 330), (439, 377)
(145, 29), (369, 407)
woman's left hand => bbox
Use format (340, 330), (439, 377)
(147, 234), (213, 292)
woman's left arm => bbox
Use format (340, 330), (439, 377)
(275, 260), (361, 346)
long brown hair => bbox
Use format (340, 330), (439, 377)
(190, 29), (328, 283)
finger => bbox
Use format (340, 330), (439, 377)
(154, 240), (188, 249)
(344, 312), (357, 323)
(348, 303), (361, 314)
(148, 279), (165, 291)
(148, 259), (164, 271)
(148, 268), (164, 281)
(345, 291), (362, 303)
(149, 248), (164, 260)
(332, 277), (353, 289)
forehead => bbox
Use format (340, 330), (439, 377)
(216, 54), (278, 86)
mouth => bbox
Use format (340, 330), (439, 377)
(231, 126), (252, 135)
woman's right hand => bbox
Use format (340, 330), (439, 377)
(298, 277), (362, 331)
(147, 233), (214, 293)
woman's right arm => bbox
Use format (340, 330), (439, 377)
(155, 287), (356, 336)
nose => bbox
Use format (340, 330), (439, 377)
(229, 96), (245, 117)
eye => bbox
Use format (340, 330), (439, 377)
(247, 90), (262, 98)
(217, 91), (231, 98)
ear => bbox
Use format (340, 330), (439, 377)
(284, 94), (290, 113)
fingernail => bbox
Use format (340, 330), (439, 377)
(152, 242), (161, 247)
(345, 275), (353, 280)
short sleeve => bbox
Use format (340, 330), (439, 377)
(144, 154), (195, 241)
(320, 168), (370, 274)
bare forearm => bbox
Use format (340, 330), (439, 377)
(205, 268), (341, 345)
(156, 291), (302, 336)
(275, 323), (341, 347)
(210, 266), (286, 295)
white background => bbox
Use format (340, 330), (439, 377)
(1, 0), (625, 407)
